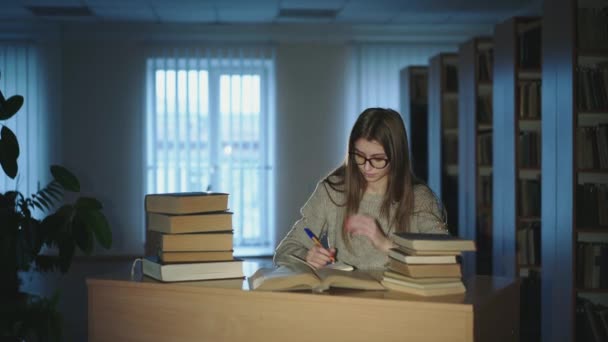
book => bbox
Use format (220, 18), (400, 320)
(147, 211), (233, 234)
(159, 250), (234, 263)
(145, 192), (229, 215)
(388, 248), (458, 264)
(142, 256), (244, 282)
(148, 231), (233, 252)
(392, 232), (476, 252)
(383, 270), (461, 284)
(392, 245), (462, 256)
(381, 276), (466, 297)
(388, 259), (462, 278)
(248, 265), (385, 292)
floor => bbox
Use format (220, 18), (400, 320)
(19, 255), (275, 342)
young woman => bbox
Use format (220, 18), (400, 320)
(274, 107), (448, 270)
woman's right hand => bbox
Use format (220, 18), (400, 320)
(305, 246), (336, 269)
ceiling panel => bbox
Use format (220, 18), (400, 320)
(2, 0), (541, 25)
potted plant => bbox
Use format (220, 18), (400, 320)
(0, 72), (112, 341)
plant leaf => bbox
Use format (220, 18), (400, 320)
(37, 190), (56, 208)
(43, 186), (63, 202)
(57, 237), (75, 273)
(50, 165), (80, 192)
(79, 209), (112, 249)
(73, 215), (94, 255)
(0, 94), (24, 120)
(0, 126), (19, 179)
(76, 197), (102, 210)
(33, 194), (51, 210)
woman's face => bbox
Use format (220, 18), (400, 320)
(352, 138), (390, 187)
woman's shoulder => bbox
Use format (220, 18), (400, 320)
(317, 175), (346, 202)
(412, 183), (438, 204)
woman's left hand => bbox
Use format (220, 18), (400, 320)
(345, 214), (395, 252)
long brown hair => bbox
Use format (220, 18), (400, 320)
(324, 108), (417, 248)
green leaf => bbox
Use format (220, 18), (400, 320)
(73, 215), (94, 254)
(0, 94), (24, 120)
(57, 237), (75, 273)
(33, 194), (51, 210)
(0, 126), (19, 179)
(43, 186), (63, 201)
(50, 165), (80, 192)
(79, 209), (112, 249)
(76, 197), (102, 210)
(37, 190), (56, 208)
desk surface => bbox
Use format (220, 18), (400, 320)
(88, 260), (515, 308)
(87, 261), (519, 342)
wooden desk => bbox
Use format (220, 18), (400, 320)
(87, 264), (518, 342)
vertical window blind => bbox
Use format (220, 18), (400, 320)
(349, 43), (455, 122)
(145, 45), (276, 255)
(0, 43), (45, 198)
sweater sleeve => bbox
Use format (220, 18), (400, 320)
(409, 185), (450, 234)
(273, 182), (332, 267)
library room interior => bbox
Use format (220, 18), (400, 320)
(0, 0), (606, 341)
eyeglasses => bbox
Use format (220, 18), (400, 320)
(350, 152), (390, 169)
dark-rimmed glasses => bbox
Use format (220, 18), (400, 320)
(350, 152), (390, 169)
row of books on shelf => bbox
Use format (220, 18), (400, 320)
(577, 65), (608, 112)
(518, 179), (541, 217)
(476, 95), (493, 124)
(576, 183), (608, 227)
(142, 192), (245, 283)
(577, 8), (608, 50)
(443, 135), (458, 164)
(477, 48), (493, 82)
(442, 98), (458, 128)
(477, 175), (492, 207)
(518, 80), (541, 119)
(577, 297), (608, 342)
(577, 125), (608, 170)
(444, 64), (458, 92)
(477, 133), (492, 165)
(517, 222), (541, 266)
(411, 72), (428, 103)
(518, 24), (541, 69)
(577, 242), (608, 289)
(518, 131), (541, 168)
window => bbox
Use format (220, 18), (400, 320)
(146, 48), (275, 255)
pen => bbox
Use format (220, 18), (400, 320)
(304, 227), (335, 263)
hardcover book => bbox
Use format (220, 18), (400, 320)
(147, 211), (233, 234)
(392, 232), (476, 252)
(142, 256), (244, 282)
(145, 192), (229, 215)
(388, 258), (462, 278)
(159, 250), (234, 263)
(147, 230), (233, 252)
(388, 248), (458, 264)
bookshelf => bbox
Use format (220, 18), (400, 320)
(493, 17), (542, 342)
(400, 66), (429, 182)
(428, 53), (459, 236)
(458, 37), (494, 277)
(542, 0), (608, 341)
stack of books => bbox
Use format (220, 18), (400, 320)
(142, 192), (244, 282)
(381, 232), (476, 296)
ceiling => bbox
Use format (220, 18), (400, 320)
(0, 0), (540, 25)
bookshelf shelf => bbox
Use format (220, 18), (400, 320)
(576, 228), (608, 233)
(519, 216), (541, 222)
(518, 70), (542, 79)
(519, 168), (541, 179)
(519, 120), (541, 131)
(577, 289), (608, 293)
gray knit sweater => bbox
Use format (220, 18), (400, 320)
(274, 180), (449, 270)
